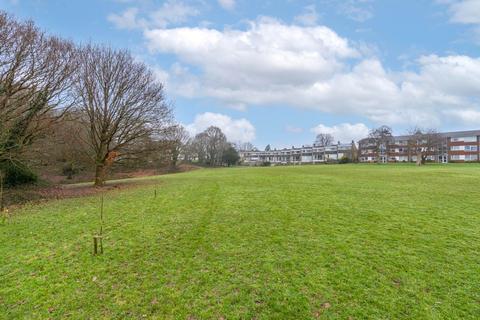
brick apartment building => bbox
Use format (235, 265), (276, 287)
(358, 130), (480, 163)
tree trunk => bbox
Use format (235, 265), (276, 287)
(171, 151), (178, 169)
(94, 163), (105, 187)
(416, 151), (422, 166)
(0, 170), (4, 212)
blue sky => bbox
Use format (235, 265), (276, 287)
(1, 0), (480, 149)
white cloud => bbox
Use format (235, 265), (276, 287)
(218, 0), (235, 11)
(144, 17), (480, 127)
(145, 17), (359, 108)
(107, 0), (199, 30)
(338, 0), (374, 22)
(294, 5), (319, 26)
(311, 123), (370, 143)
(149, 0), (199, 28)
(108, 7), (141, 30)
(443, 109), (480, 124)
(185, 112), (256, 142)
(448, 0), (480, 24)
(441, 0), (480, 44)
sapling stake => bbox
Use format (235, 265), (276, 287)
(93, 194), (104, 255)
(100, 194), (104, 253)
(0, 170), (4, 213)
(0, 172), (6, 225)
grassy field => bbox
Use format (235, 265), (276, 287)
(1, 164), (480, 319)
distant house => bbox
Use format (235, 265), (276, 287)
(239, 141), (356, 165)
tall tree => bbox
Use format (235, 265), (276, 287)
(314, 133), (334, 147)
(222, 143), (240, 166)
(190, 132), (207, 164)
(161, 125), (190, 169)
(236, 142), (255, 151)
(190, 126), (227, 166)
(74, 45), (171, 186)
(0, 12), (77, 184)
(204, 126), (227, 166)
(314, 133), (334, 162)
(30, 110), (91, 179)
(368, 125), (393, 164)
(408, 127), (443, 166)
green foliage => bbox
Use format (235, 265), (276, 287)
(0, 161), (38, 186)
(222, 145), (240, 166)
(62, 162), (80, 179)
(339, 156), (351, 164)
(2, 164), (480, 318)
(261, 161), (271, 166)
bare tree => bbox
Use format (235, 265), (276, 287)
(204, 126), (227, 166)
(74, 45), (171, 186)
(191, 132), (208, 164)
(314, 133), (334, 147)
(29, 110), (91, 179)
(408, 127), (443, 166)
(236, 141), (255, 151)
(314, 133), (334, 162)
(190, 126), (227, 166)
(368, 125), (393, 164)
(160, 125), (190, 169)
(0, 12), (76, 183)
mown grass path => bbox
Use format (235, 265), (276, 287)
(1, 164), (480, 319)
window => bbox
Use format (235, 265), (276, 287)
(465, 154), (478, 161)
(450, 146), (464, 151)
(452, 136), (477, 142)
(465, 145), (478, 152)
(451, 155), (465, 160)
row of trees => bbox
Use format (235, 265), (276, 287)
(0, 11), (173, 186)
(157, 125), (240, 168)
(0, 12), (241, 187)
(180, 126), (239, 167)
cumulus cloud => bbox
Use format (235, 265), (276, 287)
(185, 112), (256, 142)
(447, 0), (480, 24)
(108, 0), (199, 30)
(149, 0), (199, 28)
(218, 0), (235, 11)
(144, 17), (480, 127)
(443, 109), (480, 124)
(311, 123), (370, 143)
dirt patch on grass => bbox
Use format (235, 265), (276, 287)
(3, 180), (153, 210)
(39, 163), (201, 185)
(3, 164), (201, 210)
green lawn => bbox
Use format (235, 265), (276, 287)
(1, 164), (480, 319)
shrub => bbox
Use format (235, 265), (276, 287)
(62, 162), (80, 179)
(339, 156), (351, 164)
(262, 161), (271, 167)
(0, 161), (38, 186)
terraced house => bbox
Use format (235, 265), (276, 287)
(358, 130), (480, 163)
(240, 142), (356, 165)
